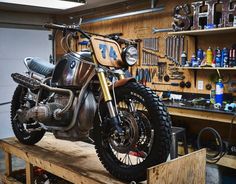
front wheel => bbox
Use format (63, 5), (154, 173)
(94, 82), (172, 182)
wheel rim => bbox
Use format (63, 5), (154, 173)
(101, 92), (155, 166)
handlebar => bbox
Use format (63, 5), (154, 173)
(44, 23), (90, 39)
(106, 34), (136, 45)
(44, 23), (137, 45)
(44, 23), (67, 30)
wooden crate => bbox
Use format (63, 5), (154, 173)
(0, 134), (206, 184)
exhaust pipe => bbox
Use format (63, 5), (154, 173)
(11, 73), (74, 119)
(11, 73), (40, 90)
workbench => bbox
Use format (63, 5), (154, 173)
(165, 101), (235, 124)
(165, 102), (236, 170)
(0, 134), (206, 184)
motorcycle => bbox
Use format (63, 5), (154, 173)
(10, 21), (171, 182)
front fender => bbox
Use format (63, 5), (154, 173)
(113, 77), (136, 88)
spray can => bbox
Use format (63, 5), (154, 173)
(206, 47), (213, 66)
(191, 53), (198, 67)
(234, 16), (236, 27)
(221, 48), (229, 67)
(197, 49), (204, 65)
(233, 49), (236, 67)
(181, 51), (187, 66)
(215, 79), (224, 105)
(215, 47), (222, 67)
(229, 48), (236, 67)
(229, 48), (233, 67)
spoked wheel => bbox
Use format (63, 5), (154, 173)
(94, 82), (172, 182)
(11, 85), (45, 145)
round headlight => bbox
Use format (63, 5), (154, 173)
(122, 46), (138, 66)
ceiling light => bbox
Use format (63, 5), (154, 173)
(0, 0), (86, 10)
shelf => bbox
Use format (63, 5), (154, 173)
(168, 27), (236, 36)
(178, 67), (236, 70)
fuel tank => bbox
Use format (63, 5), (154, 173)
(51, 51), (94, 88)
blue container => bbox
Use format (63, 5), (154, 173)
(221, 48), (229, 67)
(215, 79), (224, 105)
(191, 54), (198, 67)
(197, 49), (204, 65)
(215, 47), (221, 67)
(181, 51), (187, 66)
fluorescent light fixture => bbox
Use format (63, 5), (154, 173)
(0, 0), (86, 10)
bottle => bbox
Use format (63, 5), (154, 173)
(215, 79), (224, 106)
(191, 53), (198, 67)
(229, 48), (233, 67)
(210, 89), (216, 104)
(221, 48), (229, 67)
(181, 51), (187, 66)
(234, 16), (236, 27)
(206, 47), (213, 66)
(197, 49), (204, 65)
(215, 47), (221, 67)
(233, 49), (236, 67)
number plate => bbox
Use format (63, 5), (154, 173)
(90, 36), (123, 67)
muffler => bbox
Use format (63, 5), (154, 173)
(11, 73), (40, 90)
(11, 72), (74, 119)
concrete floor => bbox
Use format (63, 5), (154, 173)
(0, 150), (236, 183)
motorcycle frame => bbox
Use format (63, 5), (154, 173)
(23, 26), (127, 132)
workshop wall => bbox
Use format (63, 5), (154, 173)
(55, 0), (236, 144)
(56, 0), (236, 96)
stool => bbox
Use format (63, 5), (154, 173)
(170, 126), (188, 159)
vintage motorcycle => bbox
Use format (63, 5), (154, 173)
(10, 22), (171, 182)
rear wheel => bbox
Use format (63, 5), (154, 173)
(94, 82), (171, 182)
(11, 85), (45, 145)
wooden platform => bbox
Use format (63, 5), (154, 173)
(0, 134), (206, 184)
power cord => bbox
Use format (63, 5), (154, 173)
(197, 127), (225, 163)
(197, 113), (236, 163)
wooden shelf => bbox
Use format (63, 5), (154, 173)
(178, 67), (236, 70)
(168, 27), (236, 36)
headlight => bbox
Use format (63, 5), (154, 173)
(122, 46), (138, 66)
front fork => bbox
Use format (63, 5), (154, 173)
(97, 68), (124, 133)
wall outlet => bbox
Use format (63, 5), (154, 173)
(198, 80), (204, 90)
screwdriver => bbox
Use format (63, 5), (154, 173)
(152, 82), (179, 86)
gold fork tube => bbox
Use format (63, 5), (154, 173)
(119, 74), (125, 80)
(97, 71), (112, 102)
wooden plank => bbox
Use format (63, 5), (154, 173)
(217, 154), (236, 169)
(0, 135), (124, 184)
(0, 173), (22, 184)
(168, 26), (236, 36)
(168, 107), (234, 124)
(25, 162), (33, 184)
(178, 146), (236, 170)
(147, 149), (206, 184)
(4, 152), (12, 176)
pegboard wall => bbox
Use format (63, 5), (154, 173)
(56, 0), (236, 96)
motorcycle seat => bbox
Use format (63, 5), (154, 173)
(24, 57), (55, 77)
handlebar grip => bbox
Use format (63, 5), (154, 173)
(43, 23), (65, 30)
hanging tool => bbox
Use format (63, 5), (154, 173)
(152, 82), (179, 86)
(194, 70), (197, 88)
(152, 27), (173, 33)
(170, 76), (185, 80)
(205, 83), (212, 90)
(164, 74), (170, 82)
(179, 81), (186, 88)
(185, 81), (191, 88)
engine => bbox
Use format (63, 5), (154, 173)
(53, 90), (97, 141)
(17, 94), (72, 127)
(17, 90), (97, 141)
